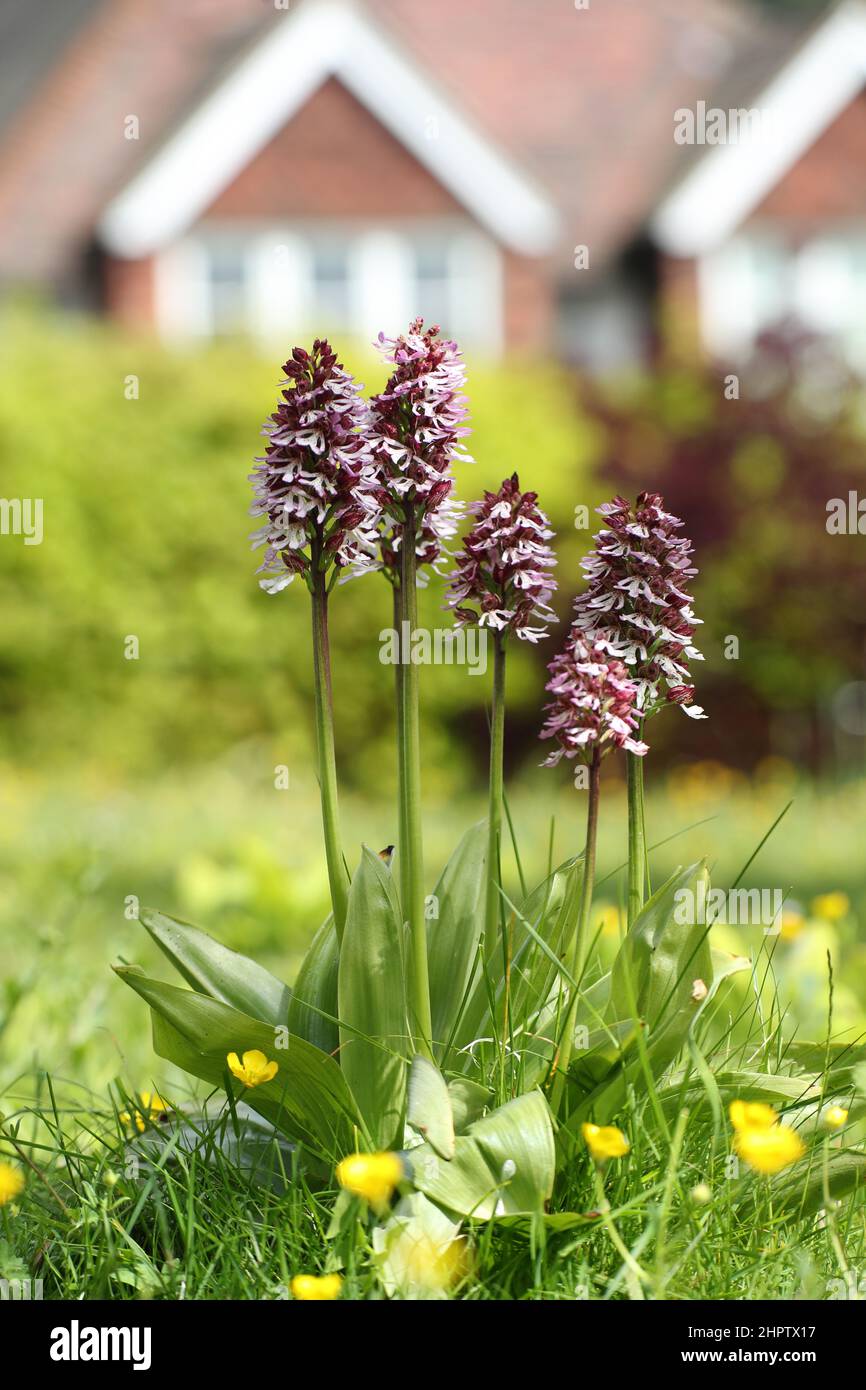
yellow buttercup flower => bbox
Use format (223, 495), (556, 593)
(337, 1151), (403, 1208)
(734, 1123), (805, 1174)
(290, 1273), (343, 1301)
(0, 1162), (25, 1206)
(226, 1049), (278, 1088)
(810, 892), (850, 923)
(596, 904), (624, 939)
(824, 1105), (849, 1131)
(729, 1100), (778, 1132)
(120, 1091), (169, 1132)
(779, 909), (805, 942)
(581, 1122), (630, 1162)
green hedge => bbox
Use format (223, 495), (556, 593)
(0, 309), (598, 791)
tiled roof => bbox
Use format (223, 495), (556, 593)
(374, 0), (775, 262)
(0, 0), (814, 281)
(0, 0), (105, 135)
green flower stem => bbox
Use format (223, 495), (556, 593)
(0, 1116), (71, 1217)
(311, 560), (348, 942)
(399, 509), (433, 1058)
(822, 1134), (852, 1285)
(483, 632), (506, 961)
(626, 749), (646, 928)
(551, 750), (600, 1114)
(393, 579), (411, 916)
(591, 1165), (649, 1298)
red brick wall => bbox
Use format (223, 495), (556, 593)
(101, 75), (555, 353)
(502, 252), (555, 355)
(103, 255), (155, 329)
(1, 1), (556, 352)
(203, 78), (555, 352)
(206, 78), (463, 220)
(0, 0), (268, 283)
(749, 91), (866, 230)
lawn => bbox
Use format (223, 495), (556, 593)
(2, 763), (865, 1301)
(2, 315), (865, 1305)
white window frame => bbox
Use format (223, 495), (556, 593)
(154, 218), (504, 355)
(698, 225), (866, 370)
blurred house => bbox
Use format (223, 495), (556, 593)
(1, 0), (864, 368)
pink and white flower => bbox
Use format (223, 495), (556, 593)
(571, 492), (706, 719)
(447, 473), (557, 643)
(540, 636), (649, 765)
(250, 341), (380, 592)
(366, 319), (471, 581)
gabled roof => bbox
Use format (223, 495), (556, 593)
(0, 0), (813, 282)
(369, 0), (782, 266)
(98, 0), (560, 259)
(0, 0), (104, 136)
(651, 0), (866, 256)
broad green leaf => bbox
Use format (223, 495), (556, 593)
(407, 1055), (454, 1159)
(450, 855), (582, 1060)
(288, 916), (339, 1056)
(146, 1015), (329, 1184)
(427, 822), (486, 1057)
(496, 1210), (596, 1235)
(115, 965), (360, 1158)
(129, 1104), (301, 1194)
(708, 948), (751, 995)
(372, 1193), (464, 1299)
(660, 1068), (825, 1113)
(508, 857), (583, 1029)
(609, 861), (714, 1071)
(676, 951), (754, 1139)
(139, 907), (290, 1026)
(528, 976), (622, 1087)
(447, 1077), (490, 1133)
(574, 970), (612, 1026)
(736, 1149), (866, 1222)
(338, 846), (409, 1148)
(554, 1020), (654, 1131)
(567, 1021), (643, 1096)
(410, 1091), (555, 1219)
(561, 868), (717, 1133)
(785, 1039), (866, 1081)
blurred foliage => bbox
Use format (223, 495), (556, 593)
(2, 309), (865, 1084)
(581, 332), (866, 772)
(0, 307), (598, 793)
(2, 308), (866, 787)
(2, 765), (865, 1091)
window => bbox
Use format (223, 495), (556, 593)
(205, 239), (248, 335)
(699, 230), (866, 370)
(412, 240), (452, 331)
(160, 223), (502, 353)
(311, 241), (351, 327)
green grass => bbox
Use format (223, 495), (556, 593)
(2, 764), (866, 1300)
(4, 1060), (863, 1301)
(2, 761), (865, 1095)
